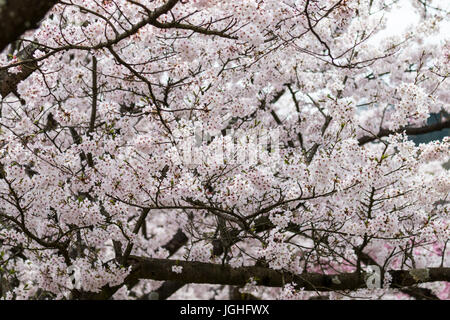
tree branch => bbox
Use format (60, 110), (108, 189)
(358, 119), (450, 145)
(129, 256), (450, 292)
(0, 44), (39, 98)
(0, 0), (58, 52)
(135, 229), (188, 300)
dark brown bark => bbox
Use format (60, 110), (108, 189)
(358, 119), (450, 145)
(127, 228), (188, 300)
(0, 0), (58, 52)
(129, 256), (450, 292)
(162, 229), (188, 255)
(229, 286), (261, 300)
(138, 280), (185, 300)
(41, 219), (450, 300)
(0, 43), (39, 98)
(399, 287), (439, 300)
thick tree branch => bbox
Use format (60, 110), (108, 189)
(136, 229), (188, 300)
(128, 256), (450, 292)
(400, 287), (440, 300)
(358, 119), (450, 145)
(0, 0), (58, 52)
(139, 280), (185, 300)
(355, 247), (440, 300)
(75, 227), (187, 300)
(0, 0), (235, 74)
(162, 229), (188, 255)
(0, 44), (39, 98)
(86, 56), (97, 168)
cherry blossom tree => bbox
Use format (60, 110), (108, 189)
(0, 0), (449, 300)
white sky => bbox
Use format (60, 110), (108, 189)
(377, 0), (449, 41)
